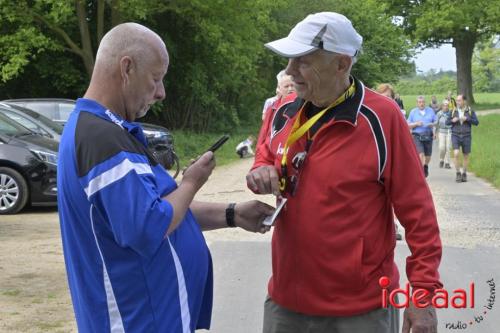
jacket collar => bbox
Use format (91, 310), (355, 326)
(331, 75), (364, 125)
(75, 98), (147, 146)
(283, 76), (364, 126)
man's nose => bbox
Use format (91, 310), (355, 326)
(285, 58), (298, 76)
(155, 83), (166, 101)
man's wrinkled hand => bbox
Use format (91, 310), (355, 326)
(402, 302), (438, 333)
(246, 166), (280, 196)
(181, 151), (215, 192)
(234, 200), (275, 233)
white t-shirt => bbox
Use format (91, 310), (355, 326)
(262, 96), (278, 117)
(458, 108), (465, 124)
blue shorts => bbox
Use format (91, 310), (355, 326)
(452, 135), (472, 154)
(412, 133), (433, 156)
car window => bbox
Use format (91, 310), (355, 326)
(58, 103), (75, 122)
(0, 113), (32, 136)
(27, 112), (64, 135)
(24, 102), (58, 121)
(2, 110), (48, 134)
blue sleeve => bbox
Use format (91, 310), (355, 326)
(469, 111), (479, 126)
(80, 152), (172, 258)
(407, 110), (414, 123)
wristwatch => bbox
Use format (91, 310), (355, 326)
(226, 203), (237, 228)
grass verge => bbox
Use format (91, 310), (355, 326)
(171, 125), (260, 169)
(401, 93), (500, 112)
(468, 114), (500, 189)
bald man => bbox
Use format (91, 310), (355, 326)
(57, 23), (273, 332)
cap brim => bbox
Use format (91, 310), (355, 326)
(265, 37), (317, 58)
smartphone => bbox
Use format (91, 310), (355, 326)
(262, 198), (288, 226)
(182, 134), (230, 175)
(207, 134), (230, 153)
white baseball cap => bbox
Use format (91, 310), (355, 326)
(265, 12), (363, 58)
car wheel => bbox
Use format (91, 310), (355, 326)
(0, 167), (29, 214)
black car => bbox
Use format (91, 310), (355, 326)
(0, 102), (64, 141)
(0, 112), (58, 214)
(3, 98), (179, 176)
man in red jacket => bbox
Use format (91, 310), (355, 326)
(247, 12), (442, 333)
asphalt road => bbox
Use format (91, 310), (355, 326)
(200, 146), (500, 333)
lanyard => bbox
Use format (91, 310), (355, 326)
(279, 82), (355, 192)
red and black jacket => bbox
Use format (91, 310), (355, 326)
(251, 77), (443, 316)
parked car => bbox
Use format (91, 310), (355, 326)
(0, 112), (58, 214)
(0, 102), (64, 141)
(2, 98), (179, 176)
(3, 98), (75, 125)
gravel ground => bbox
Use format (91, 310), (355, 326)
(424, 150), (500, 249)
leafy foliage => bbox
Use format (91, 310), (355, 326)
(395, 71), (457, 95)
(270, 0), (414, 87)
(1, 0), (413, 132)
(472, 37), (500, 93)
(385, 0), (500, 103)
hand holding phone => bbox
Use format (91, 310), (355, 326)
(262, 198), (287, 226)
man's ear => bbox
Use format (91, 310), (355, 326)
(120, 56), (134, 85)
(337, 55), (352, 74)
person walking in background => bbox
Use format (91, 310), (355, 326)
(376, 83), (404, 241)
(376, 83), (405, 117)
(447, 94), (479, 182)
(446, 90), (457, 111)
(256, 70), (296, 152)
(429, 95), (440, 113)
(261, 70), (296, 121)
(376, 83), (395, 99)
(394, 93), (405, 115)
(436, 99), (453, 169)
(275, 70), (295, 101)
(407, 96), (437, 178)
(262, 88), (279, 121)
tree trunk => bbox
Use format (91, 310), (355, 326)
(76, 0), (95, 77)
(97, 0), (105, 45)
(110, 0), (122, 27)
(453, 34), (476, 104)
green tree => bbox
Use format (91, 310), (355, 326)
(395, 71), (456, 95)
(270, 0), (414, 87)
(0, 0), (160, 80)
(0, 0), (415, 132)
(141, 0), (280, 131)
(472, 37), (500, 92)
(386, 0), (500, 104)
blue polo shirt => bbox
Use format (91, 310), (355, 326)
(57, 98), (213, 332)
(407, 107), (436, 135)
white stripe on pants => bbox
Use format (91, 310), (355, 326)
(438, 131), (452, 164)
